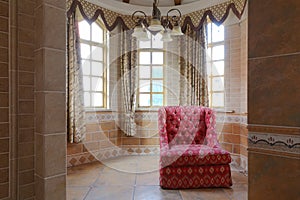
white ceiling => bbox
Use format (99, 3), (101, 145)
(88, 0), (229, 15)
(111, 0), (201, 7)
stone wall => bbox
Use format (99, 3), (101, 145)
(0, 0), (67, 199)
(248, 0), (300, 199)
(0, 0), (10, 198)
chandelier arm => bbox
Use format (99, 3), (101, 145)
(131, 10), (147, 24)
(166, 8), (182, 19)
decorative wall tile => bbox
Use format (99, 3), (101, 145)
(85, 112), (118, 123)
(85, 112), (247, 125)
(248, 132), (300, 154)
(67, 146), (160, 167)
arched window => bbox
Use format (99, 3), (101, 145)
(78, 19), (108, 108)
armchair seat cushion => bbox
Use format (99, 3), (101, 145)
(160, 145), (231, 167)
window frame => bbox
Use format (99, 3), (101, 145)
(78, 17), (109, 109)
(206, 21), (225, 109)
(137, 36), (166, 108)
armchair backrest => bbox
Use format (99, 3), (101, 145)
(158, 106), (218, 148)
(165, 106), (207, 146)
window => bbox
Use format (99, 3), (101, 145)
(137, 34), (165, 108)
(78, 20), (108, 108)
(207, 22), (225, 108)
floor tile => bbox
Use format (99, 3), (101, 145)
(66, 156), (248, 200)
(135, 155), (160, 172)
(100, 156), (138, 173)
(231, 171), (248, 184)
(67, 172), (99, 187)
(180, 188), (230, 200)
(85, 185), (134, 200)
(67, 162), (103, 175)
(134, 186), (182, 200)
(223, 183), (248, 200)
(101, 155), (160, 174)
(67, 187), (90, 200)
(136, 171), (159, 186)
(93, 171), (136, 186)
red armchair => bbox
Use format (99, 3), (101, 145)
(158, 106), (232, 189)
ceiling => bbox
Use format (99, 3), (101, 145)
(88, 0), (231, 16)
(113, 0), (200, 7)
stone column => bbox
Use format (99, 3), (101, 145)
(34, 0), (67, 199)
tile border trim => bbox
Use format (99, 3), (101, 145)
(67, 146), (160, 167)
(85, 112), (247, 124)
(248, 131), (300, 154)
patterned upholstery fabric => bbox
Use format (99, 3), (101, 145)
(165, 106), (207, 146)
(160, 145), (231, 167)
(160, 165), (232, 189)
(158, 106), (232, 189)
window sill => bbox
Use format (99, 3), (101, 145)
(84, 108), (113, 113)
(135, 108), (160, 112)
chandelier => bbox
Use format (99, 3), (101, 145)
(131, 0), (184, 42)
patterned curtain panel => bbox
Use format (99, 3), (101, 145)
(67, 11), (86, 143)
(119, 29), (138, 136)
(179, 22), (209, 106)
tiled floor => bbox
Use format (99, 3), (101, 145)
(67, 156), (248, 200)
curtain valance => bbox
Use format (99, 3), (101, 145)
(67, 0), (135, 31)
(67, 0), (247, 31)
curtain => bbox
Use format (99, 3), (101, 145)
(119, 29), (138, 136)
(67, 11), (86, 143)
(179, 22), (209, 106)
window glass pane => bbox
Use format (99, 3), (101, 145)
(139, 52), (151, 64)
(91, 23), (103, 43)
(208, 92), (212, 105)
(92, 93), (103, 107)
(212, 45), (224, 60)
(212, 61), (224, 76)
(83, 76), (90, 91)
(79, 20), (90, 40)
(92, 77), (103, 92)
(212, 77), (224, 91)
(81, 43), (90, 59)
(152, 34), (163, 49)
(152, 52), (163, 64)
(139, 66), (150, 78)
(84, 92), (91, 107)
(207, 23), (212, 43)
(208, 79), (211, 92)
(207, 47), (212, 60)
(152, 80), (163, 92)
(212, 23), (224, 42)
(152, 66), (163, 78)
(82, 60), (90, 75)
(139, 94), (150, 106)
(139, 80), (150, 92)
(207, 62), (212, 76)
(152, 94), (163, 106)
(139, 40), (151, 49)
(91, 46), (103, 61)
(212, 93), (224, 107)
(91, 61), (103, 76)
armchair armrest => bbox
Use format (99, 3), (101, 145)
(158, 107), (169, 150)
(204, 107), (220, 148)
